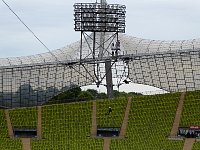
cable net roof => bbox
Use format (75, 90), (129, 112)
(119, 34), (200, 55)
(0, 34), (200, 67)
(0, 33), (200, 107)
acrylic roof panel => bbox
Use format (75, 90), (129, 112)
(7, 57), (22, 66)
(119, 34), (200, 55)
(0, 34), (200, 67)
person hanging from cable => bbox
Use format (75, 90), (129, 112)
(111, 43), (115, 57)
(115, 40), (120, 57)
(108, 106), (112, 114)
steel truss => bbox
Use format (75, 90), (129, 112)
(74, 1), (127, 98)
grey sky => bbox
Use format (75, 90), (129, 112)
(0, 0), (200, 58)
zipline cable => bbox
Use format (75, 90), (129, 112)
(1, 0), (59, 61)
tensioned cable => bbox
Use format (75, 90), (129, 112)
(2, 0), (59, 61)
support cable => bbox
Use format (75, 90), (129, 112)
(2, 0), (59, 62)
(70, 65), (95, 83)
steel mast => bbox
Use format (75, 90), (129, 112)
(74, 0), (126, 98)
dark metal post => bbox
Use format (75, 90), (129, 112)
(105, 61), (113, 98)
(80, 31), (83, 61)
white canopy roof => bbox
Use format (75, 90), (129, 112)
(0, 33), (200, 67)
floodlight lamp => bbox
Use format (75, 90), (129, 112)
(74, 2), (126, 32)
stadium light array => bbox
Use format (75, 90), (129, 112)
(74, 3), (126, 32)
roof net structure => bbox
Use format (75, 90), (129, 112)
(119, 34), (200, 92)
(0, 33), (200, 108)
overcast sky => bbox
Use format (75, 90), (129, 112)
(0, 0), (200, 93)
(0, 0), (200, 58)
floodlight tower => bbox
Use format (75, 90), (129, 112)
(74, 0), (126, 98)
